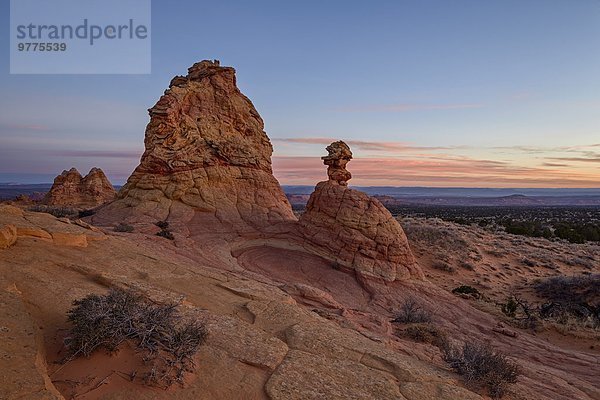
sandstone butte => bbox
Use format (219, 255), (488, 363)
(0, 61), (598, 400)
(43, 167), (116, 208)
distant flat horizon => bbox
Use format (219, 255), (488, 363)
(2, 181), (600, 197)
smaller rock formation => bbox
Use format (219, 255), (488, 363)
(322, 140), (353, 185)
(299, 141), (423, 282)
(44, 167), (116, 208)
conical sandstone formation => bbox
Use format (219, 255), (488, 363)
(44, 167), (116, 207)
(299, 141), (423, 281)
(112, 60), (295, 227)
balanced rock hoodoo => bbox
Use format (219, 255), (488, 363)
(44, 167), (116, 208)
(299, 141), (423, 281)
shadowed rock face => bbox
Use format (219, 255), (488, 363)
(299, 141), (423, 282)
(44, 167), (116, 208)
(114, 60), (295, 228)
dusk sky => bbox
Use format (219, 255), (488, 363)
(1, 0), (599, 187)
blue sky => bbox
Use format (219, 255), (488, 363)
(1, 0), (599, 187)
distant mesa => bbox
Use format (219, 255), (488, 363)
(44, 167), (116, 208)
(299, 140), (423, 281)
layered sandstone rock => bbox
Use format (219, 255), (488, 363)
(0, 204), (105, 248)
(108, 60), (294, 228)
(323, 140), (353, 185)
(299, 141), (422, 281)
(0, 224), (17, 249)
(44, 167), (116, 208)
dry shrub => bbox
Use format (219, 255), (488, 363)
(534, 274), (599, 328)
(534, 274), (599, 305)
(401, 323), (448, 348)
(392, 298), (432, 324)
(114, 223), (134, 233)
(431, 260), (456, 273)
(28, 205), (77, 218)
(442, 341), (519, 398)
(65, 288), (206, 387)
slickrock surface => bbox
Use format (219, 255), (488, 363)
(298, 141), (423, 281)
(4, 62), (597, 400)
(2, 203), (598, 400)
(0, 224), (17, 249)
(44, 167), (116, 208)
(0, 205), (106, 248)
(96, 60), (294, 230)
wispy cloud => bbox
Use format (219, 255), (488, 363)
(1, 123), (50, 131)
(548, 156), (600, 163)
(44, 150), (142, 159)
(335, 103), (484, 113)
(273, 137), (458, 152)
(272, 155), (600, 188)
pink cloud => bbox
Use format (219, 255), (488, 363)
(273, 137), (456, 152)
(272, 156), (600, 188)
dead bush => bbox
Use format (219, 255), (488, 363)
(28, 205), (77, 218)
(392, 298), (432, 324)
(400, 323), (448, 348)
(534, 274), (599, 327)
(442, 341), (519, 398)
(534, 274), (599, 305)
(64, 288), (206, 387)
(431, 260), (456, 273)
(114, 223), (134, 233)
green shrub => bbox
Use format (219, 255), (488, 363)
(78, 209), (96, 218)
(501, 297), (519, 318)
(452, 285), (481, 298)
(155, 220), (169, 229)
(156, 229), (175, 240)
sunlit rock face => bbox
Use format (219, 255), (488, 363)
(114, 60), (295, 228)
